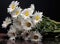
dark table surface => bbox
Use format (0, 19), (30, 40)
(0, 38), (60, 44)
(0, 33), (60, 44)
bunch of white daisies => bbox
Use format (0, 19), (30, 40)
(2, 1), (43, 42)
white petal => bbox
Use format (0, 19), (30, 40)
(2, 17), (11, 28)
(9, 1), (15, 7)
(7, 8), (13, 13)
(9, 37), (15, 40)
(30, 4), (35, 10)
(9, 1), (19, 7)
(2, 23), (7, 28)
(14, 1), (19, 6)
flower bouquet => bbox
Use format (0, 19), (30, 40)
(2, 1), (60, 42)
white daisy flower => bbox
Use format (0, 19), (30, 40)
(21, 4), (35, 19)
(30, 31), (42, 42)
(10, 7), (22, 18)
(21, 31), (30, 40)
(2, 17), (11, 28)
(32, 11), (43, 25)
(7, 26), (17, 41)
(21, 18), (34, 31)
(7, 25), (17, 38)
(13, 17), (24, 31)
(7, 1), (19, 12)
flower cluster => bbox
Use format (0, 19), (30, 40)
(2, 1), (43, 42)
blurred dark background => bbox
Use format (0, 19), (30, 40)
(0, 0), (57, 33)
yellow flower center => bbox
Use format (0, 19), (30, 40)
(26, 22), (31, 27)
(25, 11), (29, 16)
(11, 4), (15, 10)
(35, 15), (40, 20)
(16, 11), (20, 15)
